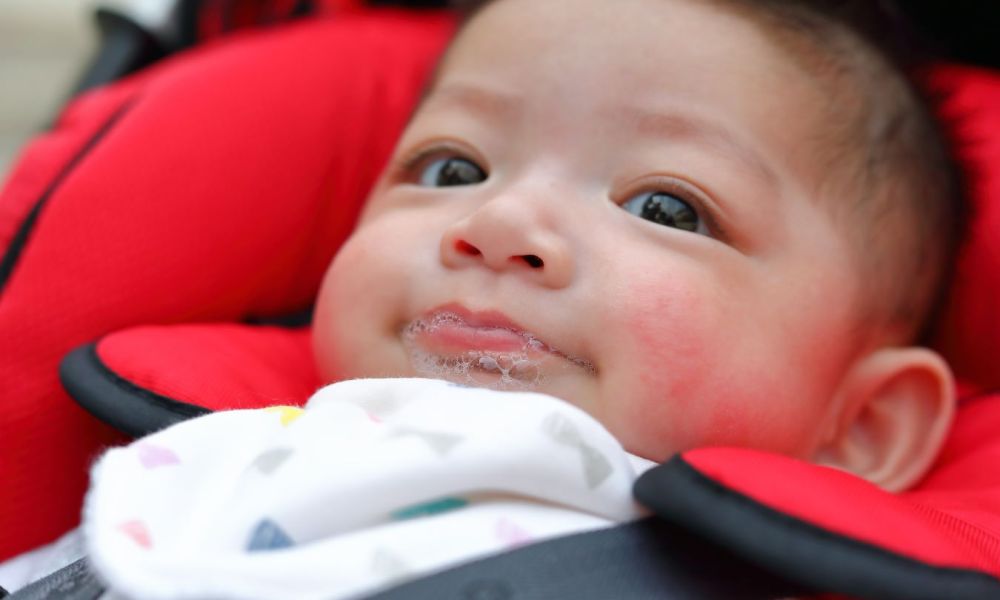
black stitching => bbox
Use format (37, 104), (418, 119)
(0, 99), (136, 296)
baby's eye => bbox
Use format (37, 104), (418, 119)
(419, 157), (488, 187)
(621, 191), (703, 234)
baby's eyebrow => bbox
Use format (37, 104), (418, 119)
(420, 83), (778, 189)
(419, 83), (522, 120)
(626, 109), (779, 187)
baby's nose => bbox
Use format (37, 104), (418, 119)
(453, 238), (546, 269)
(439, 205), (574, 289)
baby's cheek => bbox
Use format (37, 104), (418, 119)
(620, 275), (712, 391)
(611, 275), (726, 455)
(313, 245), (366, 380)
(314, 224), (409, 380)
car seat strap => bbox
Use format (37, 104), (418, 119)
(6, 559), (101, 600)
(365, 517), (807, 600)
(8, 519), (805, 599)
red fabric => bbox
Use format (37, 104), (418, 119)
(197, 0), (227, 40)
(0, 10), (454, 560)
(97, 325), (321, 411)
(194, 0), (369, 41)
(682, 436), (1000, 576)
(321, 0), (368, 12)
(0, 81), (138, 257)
(932, 66), (1000, 392)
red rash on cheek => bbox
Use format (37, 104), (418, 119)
(622, 276), (707, 385)
(699, 402), (756, 448)
(616, 275), (720, 452)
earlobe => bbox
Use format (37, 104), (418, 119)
(812, 347), (955, 492)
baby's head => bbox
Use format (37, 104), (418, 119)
(314, 0), (964, 490)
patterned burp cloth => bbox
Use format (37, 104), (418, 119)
(83, 378), (649, 600)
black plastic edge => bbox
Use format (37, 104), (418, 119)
(635, 456), (1000, 600)
(0, 100), (135, 295)
(60, 343), (210, 438)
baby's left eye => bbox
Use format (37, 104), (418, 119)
(418, 156), (488, 187)
(621, 191), (704, 234)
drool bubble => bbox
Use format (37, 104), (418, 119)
(510, 359), (541, 382)
(478, 356), (500, 372)
(401, 315), (546, 391)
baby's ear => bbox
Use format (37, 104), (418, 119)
(812, 347), (955, 492)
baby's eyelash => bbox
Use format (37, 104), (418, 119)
(627, 176), (730, 242)
(398, 147), (438, 174)
(395, 142), (484, 181)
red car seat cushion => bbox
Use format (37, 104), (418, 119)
(933, 66), (1000, 392)
(61, 325), (319, 436)
(0, 8), (454, 560)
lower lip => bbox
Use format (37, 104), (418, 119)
(400, 311), (594, 389)
(416, 320), (540, 354)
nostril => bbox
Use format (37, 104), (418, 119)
(455, 240), (481, 256)
(520, 255), (544, 269)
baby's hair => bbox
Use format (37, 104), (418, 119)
(702, 0), (967, 345)
(449, 0), (967, 344)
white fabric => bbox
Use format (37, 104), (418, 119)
(83, 378), (653, 600)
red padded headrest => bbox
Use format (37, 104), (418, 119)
(0, 8), (454, 560)
(932, 66), (1000, 392)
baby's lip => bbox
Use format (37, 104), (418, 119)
(439, 304), (524, 331)
(409, 303), (595, 372)
(417, 303), (545, 353)
(433, 303), (530, 336)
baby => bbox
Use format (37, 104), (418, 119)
(81, 0), (965, 598)
(314, 0), (962, 491)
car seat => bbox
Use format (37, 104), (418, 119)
(1, 1), (999, 598)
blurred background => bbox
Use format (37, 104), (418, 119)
(0, 1), (100, 175)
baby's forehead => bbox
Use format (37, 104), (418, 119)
(420, 0), (881, 239)
(441, 0), (854, 133)
(438, 1), (892, 186)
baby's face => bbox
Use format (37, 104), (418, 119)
(314, 0), (867, 462)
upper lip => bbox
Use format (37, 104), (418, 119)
(430, 302), (531, 333)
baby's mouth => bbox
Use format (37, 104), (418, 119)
(401, 308), (594, 391)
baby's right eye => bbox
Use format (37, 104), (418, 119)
(419, 157), (488, 187)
